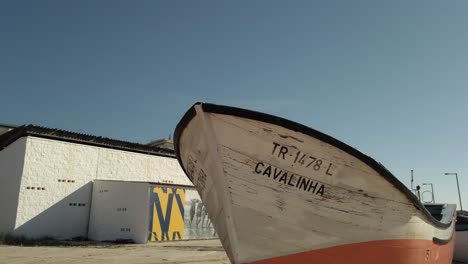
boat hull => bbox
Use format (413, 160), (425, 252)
(251, 239), (454, 264)
(174, 103), (456, 264)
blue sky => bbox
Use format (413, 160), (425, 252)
(1, 1), (467, 208)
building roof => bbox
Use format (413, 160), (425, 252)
(0, 123), (17, 128)
(147, 138), (174, 151)
(0, 123), (18, 136)
(0, 125), (175, 158)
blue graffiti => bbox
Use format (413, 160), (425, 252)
(148, 188), (185, 241)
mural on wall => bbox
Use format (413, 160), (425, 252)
(148, 186), (217, 241)
(184, 188), (217, 240)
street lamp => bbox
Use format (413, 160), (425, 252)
(445, 172), (463, 211)
(422, 183), (435, 203)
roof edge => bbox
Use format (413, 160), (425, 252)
(0, 125), (175, 158)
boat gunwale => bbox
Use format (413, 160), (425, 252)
(433, 232), (455, 245)
(173, 102), (454, 231)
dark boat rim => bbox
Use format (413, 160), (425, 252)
(174, 102), (453, 230)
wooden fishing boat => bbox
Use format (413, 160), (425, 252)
(454, 211), (468, 263)
(174, 102), (456, 264)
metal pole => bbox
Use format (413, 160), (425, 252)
(431, 184), (435, 204)
(416, 185), (421, 202)
(456, 173), (463, 211)
(445, 172), (463, 211)
(411, 170), (414, 192)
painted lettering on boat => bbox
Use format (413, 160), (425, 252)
(272, 142), (334, 176)
(254, 162), (325, 196)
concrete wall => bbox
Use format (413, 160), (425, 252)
(0, 138), (27, 234)
(88, 181), (150, 243)
(89, 181), (217, 243)
(13, 136), (189, 239)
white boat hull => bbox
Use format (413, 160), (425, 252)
(174, 103), (456, 264)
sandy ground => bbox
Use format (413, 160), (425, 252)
(0, 239), (464, 264)
(0, 239), (229, 264)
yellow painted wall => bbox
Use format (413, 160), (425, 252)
(149, 187), (185, 241)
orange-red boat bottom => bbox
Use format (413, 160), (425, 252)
(249, 239), (454, 264)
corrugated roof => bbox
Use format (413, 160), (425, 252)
(147, 138), (174, 151)
(0, 125), (175, 158)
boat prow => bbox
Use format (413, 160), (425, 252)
(174, 102), (456, 264)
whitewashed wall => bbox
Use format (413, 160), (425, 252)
(0, 138), (27, 235)
(13, 136), (189, 239)
(15, 137), (96, 239)
(88, 181), (150, 244)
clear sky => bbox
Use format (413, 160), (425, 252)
(1, 1), (467, 209)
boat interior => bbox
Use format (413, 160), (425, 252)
(423, 204), (457, 224)
(456, 211), (468, 231)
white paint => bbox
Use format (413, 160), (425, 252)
(454, 231), (468, 263)
(2, 135), (190, 240)
(88, 180), (150, 244)
(96, 145), (189, 184)
(194, 105), (239, 263)
(15, 137), (96, 239)
(177, 107), (456, 264)
(0, 138), (27, 235)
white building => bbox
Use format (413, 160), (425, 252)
(0, 125), (215, 242)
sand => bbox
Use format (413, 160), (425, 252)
(0, 239), (229, 264)
(0, 239), (464, 264)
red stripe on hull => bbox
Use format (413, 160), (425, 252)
(249, 239), (454, 264)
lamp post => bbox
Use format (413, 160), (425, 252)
(422, 183), (435, 203)
(445, 172), (463, 211)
